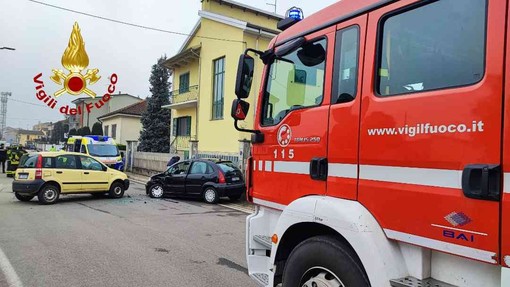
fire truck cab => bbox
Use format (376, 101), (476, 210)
(232, 0), (510, 286)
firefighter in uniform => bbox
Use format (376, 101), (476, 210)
(6, 145), (25, 178)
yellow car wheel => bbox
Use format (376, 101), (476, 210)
(37, 184), (60, 205)
(15, 193), (34, 202)
(109, 182), (125, 199)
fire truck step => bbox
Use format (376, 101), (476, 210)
(253, 235), (272, 249)
(252, 272), (269, 285)
(390, 276), (457, 287)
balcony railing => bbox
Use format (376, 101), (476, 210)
(170, 85), (199, 105)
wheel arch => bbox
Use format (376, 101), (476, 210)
(201, 183), (217, 193)
(274, 221), (366, 284)
(270, 196), (407, 287)
(41, 180), (60, 192)
(112, 179), (126, 189)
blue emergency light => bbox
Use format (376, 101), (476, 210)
(286, 7), (304, 21)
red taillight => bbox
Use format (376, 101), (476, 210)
(35, 155), (42, 179)
(218, 170), (226, 184)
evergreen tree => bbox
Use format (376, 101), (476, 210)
(69, 128), (77, 136)
(51, 121), (63, 144)
(91, 122), (103, 135)
(139, 56), (171, 152)
(80, 126), (91, 136)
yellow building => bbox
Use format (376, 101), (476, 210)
(16, 129), (44, 146)
(162, 0), (282, 159)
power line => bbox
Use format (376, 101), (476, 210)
(27, 0), (246, 44)
(9, 98), (48, 107)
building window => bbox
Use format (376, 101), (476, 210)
(111, 124), (117, 139)
(212, 57), (225, 120)
(104, 125), (109, 137)
(172, 116), (191, 136)
(376, 0), (486, 96)
(179, 73), (190, 93)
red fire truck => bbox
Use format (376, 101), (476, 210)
(231, 0), (510, 286)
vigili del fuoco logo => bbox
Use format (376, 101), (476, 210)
(33, 22), (119, 115)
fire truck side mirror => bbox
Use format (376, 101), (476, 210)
(235, 54), (255, 99)
(231, 99), (250, 121)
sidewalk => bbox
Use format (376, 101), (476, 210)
(125, 172), (255, 214)
(0, 174), (12, 193)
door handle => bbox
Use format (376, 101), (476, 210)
(56, 171), (63, 174)
(462, 164), (501, 201)
(84, 172), (90, 175)
(310, 157), (328, 181)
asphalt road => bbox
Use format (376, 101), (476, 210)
(0, 176), (257, 287)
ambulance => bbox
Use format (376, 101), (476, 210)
(66, 136), (124, 171)
(231, 0), (510, 286)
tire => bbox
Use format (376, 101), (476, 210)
(15, 193), (34, 202)
(37, 184), (60, 205)
(203, 187), (219, 204)
(228, 194), (242, 201)
(148, 184), (164, 199)
(108, 182), (125, 199)
(282, 235), (370, 287)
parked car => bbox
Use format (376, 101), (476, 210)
(13, 152), (129, 205)
(146, 159), (245, 203)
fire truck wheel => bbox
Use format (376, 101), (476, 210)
(37, 184), (60, 205)
(203, 187), (219, 204)
(15, 193), (34, 202)
(282, 235), (369, 287)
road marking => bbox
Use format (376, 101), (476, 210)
(0, 246), (23, 287)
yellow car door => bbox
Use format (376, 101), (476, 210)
(79, 155), (109, 192)
(54, 154), (82, 193)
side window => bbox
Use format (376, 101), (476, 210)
(189, 162), (207, 175)
(55, 155), (77, 169)
(332, 26), (359, 104)
(377, 0), (486, 96)
(79, 156), (103, 171)
(80, 145), (87, 154)
(42, 157), (53, 168)
(262, 39), (327, 126)
(206, 164), (215, 174)
(169, 161), (190, 175)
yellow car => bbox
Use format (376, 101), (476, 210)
(12, 152), (129, 205)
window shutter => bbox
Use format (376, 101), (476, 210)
(172, 118), (177, 136)
(186, 116), (191, 136)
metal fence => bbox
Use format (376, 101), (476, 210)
(195, 153), (239, 165)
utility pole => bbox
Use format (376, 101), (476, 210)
(0, 92), (11, 140)
(266, 0), (277, 13)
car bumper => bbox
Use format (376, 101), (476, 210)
(12, 179), (45, 195)
(215, 182), (246, 197)
(124, 179), (130, 190)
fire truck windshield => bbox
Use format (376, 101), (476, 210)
(261, 39), (327, 126)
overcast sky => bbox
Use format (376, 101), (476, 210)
(0, 0), (337, 129)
